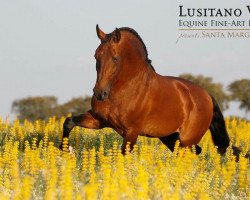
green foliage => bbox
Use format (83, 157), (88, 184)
(56, 96), (91, 117)
(228, 79), (250, 113)
(12, 96), (92, 122)
(179, 73), (230, 111)
(12, 96), (58, 122)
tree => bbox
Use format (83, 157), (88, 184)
(179, 74), (229, 111)
(228, 79), (250, 114)
(12, 96), (58, 122)
(56, 96), (91, 116)
(12, 96), (92, 122)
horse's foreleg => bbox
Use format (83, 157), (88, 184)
(60, 110), (103, 149)
(121, 131), (139, 155)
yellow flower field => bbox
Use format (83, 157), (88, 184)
(0, 117), (249, 199)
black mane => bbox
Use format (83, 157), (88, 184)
(117, 27), (155, 71)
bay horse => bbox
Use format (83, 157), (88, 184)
(60, 25), (242, 158)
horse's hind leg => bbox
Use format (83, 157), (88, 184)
(159, 132), (202, 154)
(159, 132), (179, 152)
(192, 145), (202, 154)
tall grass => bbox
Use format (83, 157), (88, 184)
(0, 116), (249, 199)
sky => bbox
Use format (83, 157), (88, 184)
(0, 0), (249, 120)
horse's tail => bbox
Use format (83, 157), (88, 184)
(209, 95), (247, 160)
(209, 96), (230, 153)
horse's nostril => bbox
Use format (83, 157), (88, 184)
(94, 88), (109, 101)
(102, 91), (108, 100)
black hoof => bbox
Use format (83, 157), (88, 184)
(195, 145), (202, 155)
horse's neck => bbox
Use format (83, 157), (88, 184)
(116, 61), (155, 87)
(126, 58), (150, 75)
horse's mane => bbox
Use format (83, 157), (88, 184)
(118, 27), (155, 71)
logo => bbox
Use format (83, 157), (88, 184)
(176, 5), (250, 43)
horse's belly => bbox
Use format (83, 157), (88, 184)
(141, 97), (185, 137)
(141, 115), (183, 137)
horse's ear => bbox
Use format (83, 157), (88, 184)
(112, 28), (121, 43)
(96, 24), (106, 41)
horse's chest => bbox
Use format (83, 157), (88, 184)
(102, 108), (125, 136)
(107, 107), (123, 127)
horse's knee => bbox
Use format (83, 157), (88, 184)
(63, 117), (75, 132)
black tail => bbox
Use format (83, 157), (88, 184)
(209, 96), (230, 153)
(209, 96), (244, 160)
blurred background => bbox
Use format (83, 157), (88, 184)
(0, 0), (249, 122)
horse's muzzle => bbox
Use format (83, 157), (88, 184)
(93, 87), (110, 101)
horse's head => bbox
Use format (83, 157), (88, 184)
(93, 25), (122, 101)
(93, 25), (154, 101)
